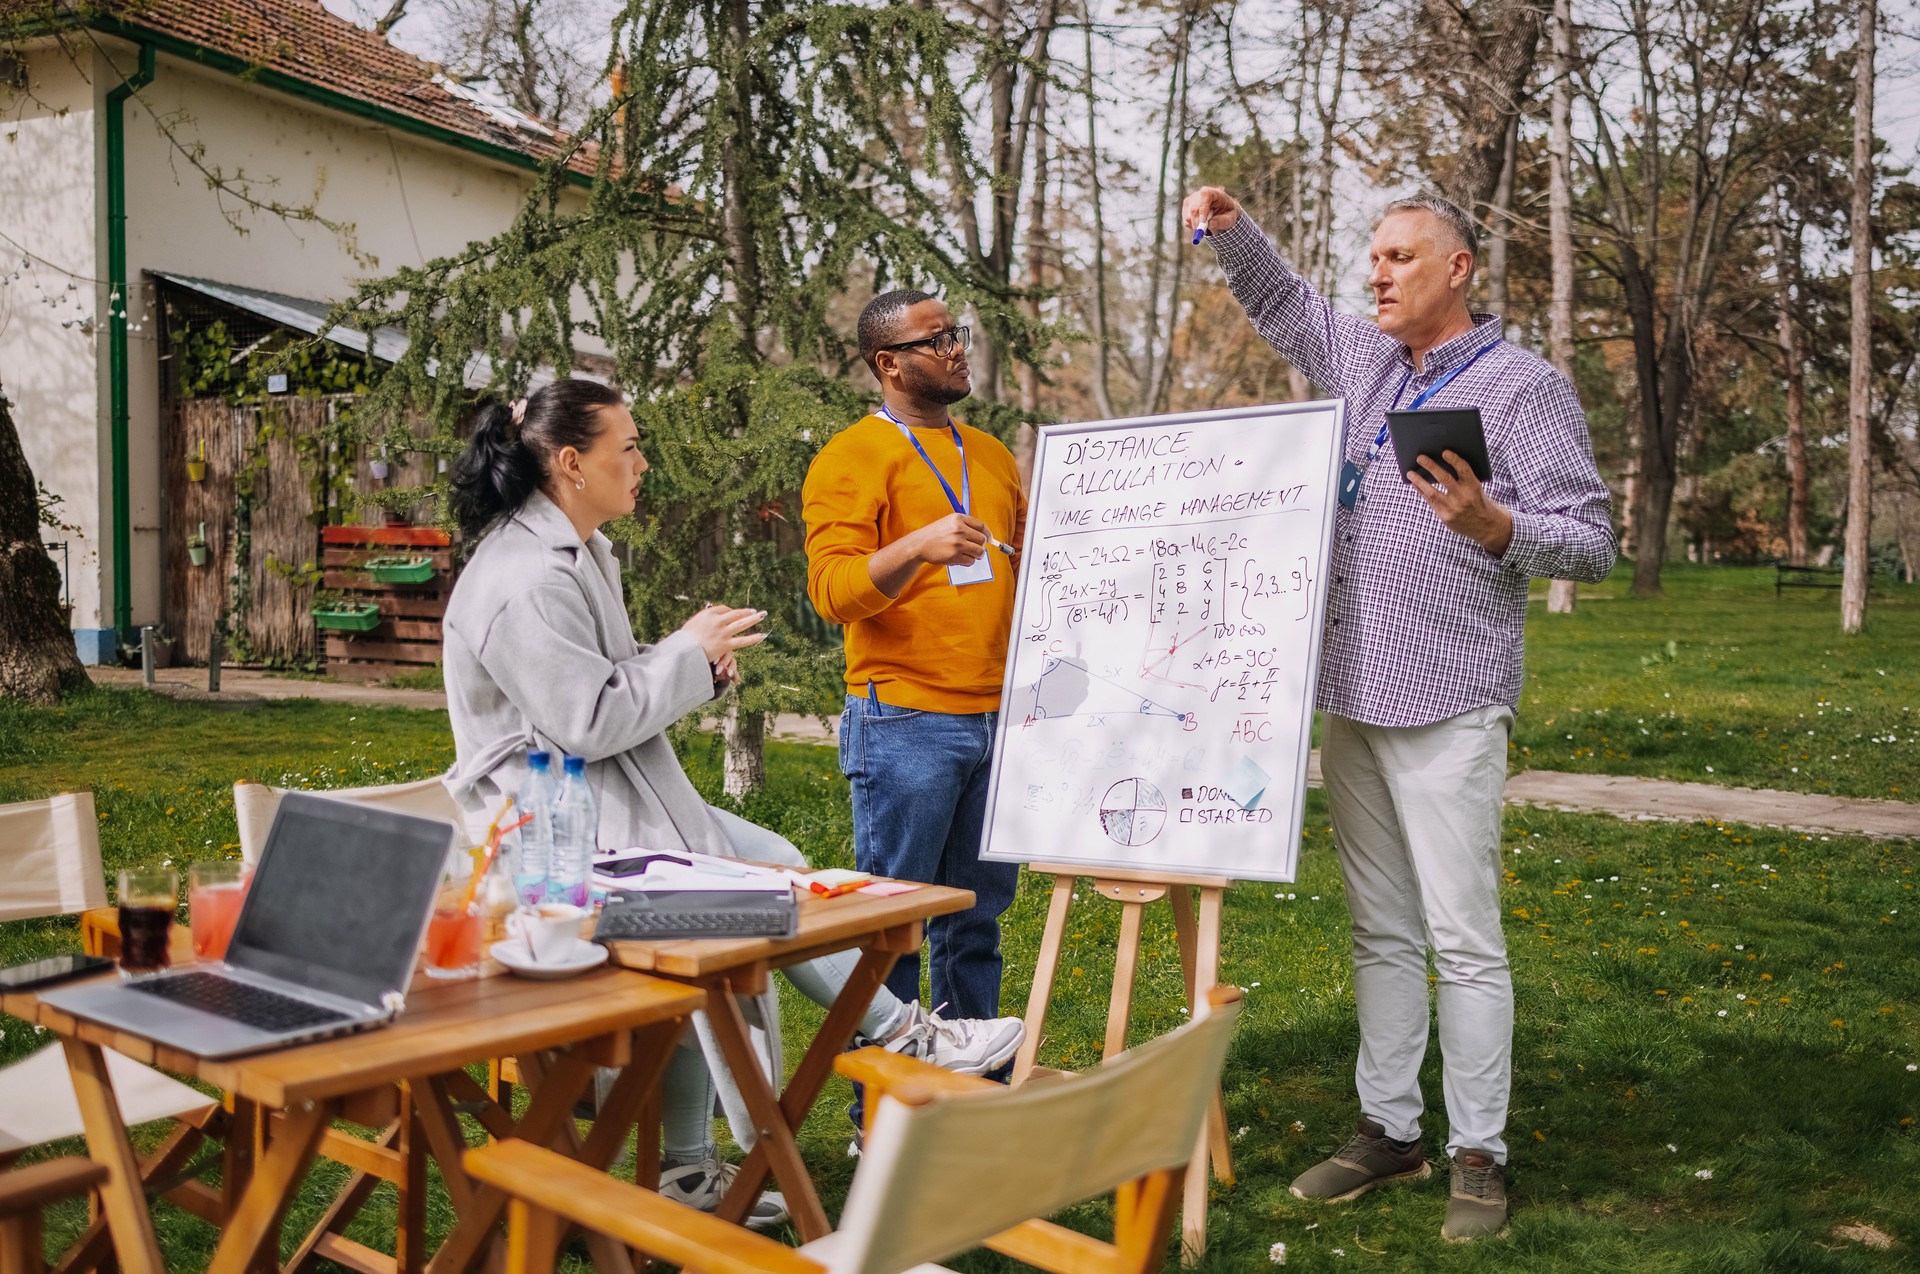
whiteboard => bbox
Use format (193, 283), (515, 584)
(980, 402), (1344, 883)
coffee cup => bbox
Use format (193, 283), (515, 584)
(507, 903), (587, 963)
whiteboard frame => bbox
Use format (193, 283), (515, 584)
(979, 400), (1346, 883)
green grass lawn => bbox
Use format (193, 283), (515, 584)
(2, 565), (1916, 1270)
(1515, 563), (1920, 802)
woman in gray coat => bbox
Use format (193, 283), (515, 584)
(442, 379), (1023, 1226)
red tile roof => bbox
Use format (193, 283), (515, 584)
(86, 0), (599, 176)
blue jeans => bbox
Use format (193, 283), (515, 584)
(840, 691), (1019, 1020)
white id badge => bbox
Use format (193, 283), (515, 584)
(948, 554), (995, 587)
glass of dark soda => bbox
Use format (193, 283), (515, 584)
(117, 868), (178, 977)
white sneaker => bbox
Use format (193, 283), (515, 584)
(881, 1003), (1024, 1076)
(658, 1156), (788, 1231)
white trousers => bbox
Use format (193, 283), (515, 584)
(1321, 705), (1514, 1164)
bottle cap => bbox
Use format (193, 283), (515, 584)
(563, 755), (586, 777)
(528, 750), (551, 769)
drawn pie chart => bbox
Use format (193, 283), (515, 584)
(1099, 778), (1168, 847)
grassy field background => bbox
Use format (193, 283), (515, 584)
(2, 565), (1916, 1271)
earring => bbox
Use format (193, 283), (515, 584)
(575, 479), (585, 490)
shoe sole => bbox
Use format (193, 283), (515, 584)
(1441, 1222), (1507, 1244)
(1290, 1159), (1431, 1204)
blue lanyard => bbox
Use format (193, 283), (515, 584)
(880, 405), (970, 515)
(1365, 336), (1499, 458)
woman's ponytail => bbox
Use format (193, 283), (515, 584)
(450, 401), (540, 540)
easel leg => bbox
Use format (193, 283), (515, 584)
(1103, 901), (1146, 1060)
(1014, 872), (1075, 1084)
(1181, 886), (1231, 1266)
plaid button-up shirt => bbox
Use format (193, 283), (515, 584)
(1211, 216), (1616, 728)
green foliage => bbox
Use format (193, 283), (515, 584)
(170, 319), (372, 403)
(325, 2), (1051, 729)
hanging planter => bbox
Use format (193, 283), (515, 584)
(186, 439), (207, 483)
(186, 521), (209, 568)
(312, 600), (382, 632)
(365, 554), (434, 584)
(369, 446), (390, 481)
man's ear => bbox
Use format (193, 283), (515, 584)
(1451, 250), (1475, 292)
(872, 349), (899, 385)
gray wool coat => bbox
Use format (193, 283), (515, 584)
(442, 489), (792, 1142)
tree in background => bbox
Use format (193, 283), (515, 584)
(0, 380), (86, 703)
(1842, 0), (1877, 633)
(332, 1), (1029, 793)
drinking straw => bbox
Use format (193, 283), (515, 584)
(459, 813), (533, 911)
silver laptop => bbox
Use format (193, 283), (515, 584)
(43, 793), (454, 1058)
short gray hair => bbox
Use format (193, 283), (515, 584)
(1381, 190), (1480, 266)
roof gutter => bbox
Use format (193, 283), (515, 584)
(89, 17), (592, 189)
(105, 39), (154, 644)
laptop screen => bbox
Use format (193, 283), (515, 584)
(225, 793), (454, 1006)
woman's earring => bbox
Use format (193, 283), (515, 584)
(575, 479), (585, 490)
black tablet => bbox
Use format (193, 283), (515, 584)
(1385, 407), (1491, 483)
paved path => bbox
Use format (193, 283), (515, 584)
(88, 668), (1918, 839)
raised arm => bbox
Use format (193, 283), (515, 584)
(477, 583), (737, 761)
(1182, 187), (1387, 397)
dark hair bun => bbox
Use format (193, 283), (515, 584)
(449, 380), (625, 539)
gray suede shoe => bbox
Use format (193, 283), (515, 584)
(1289, 1117), (1431, 1203)
(1441, 1150), (1507, 1242)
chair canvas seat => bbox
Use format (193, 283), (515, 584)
(0, 1045), (215, 1155)
(797, 1233), (956, 1274)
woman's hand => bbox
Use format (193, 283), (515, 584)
(713, 651), (740, 685)
(681, 604), (767, 664)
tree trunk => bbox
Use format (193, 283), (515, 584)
(1081, 1), (1116, 420)
(1485, 114), (1517, 326)
(1015, 74), (1050, 483)
(1544, 0), (1577, 614)
(722, 693), (766, 799)
(1772, 207), (1809, 566)
(1841, 0), (1875, 633)
(0, 382), (86, 703)
(1139, 4), (1191, 414)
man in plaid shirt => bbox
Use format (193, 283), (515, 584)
(1182, 186), (1615, 1242)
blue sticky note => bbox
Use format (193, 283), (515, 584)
(1223, 755), (1270, 811)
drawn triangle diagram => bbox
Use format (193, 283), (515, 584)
(1021, 657), (1196, 726)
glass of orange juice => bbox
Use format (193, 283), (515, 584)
(188, 861), (249, 961)
(424, 873), (482, 979)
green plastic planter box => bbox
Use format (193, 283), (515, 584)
(312, 601), (383, 632)
(364, 554), (435, 584)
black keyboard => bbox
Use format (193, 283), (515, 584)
(595, 891), (797, 941)
(128, 972), (351, 1032)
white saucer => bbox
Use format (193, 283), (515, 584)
(489, 938), (608, 979)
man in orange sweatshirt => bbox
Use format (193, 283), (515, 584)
(802, 289), (1024, 1025)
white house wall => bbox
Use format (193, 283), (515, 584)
(2, 44), (105, 641)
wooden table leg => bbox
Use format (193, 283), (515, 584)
(283, 1116), (404, 1274)
(60, 1038), (166, 1274)
(713, 943), (903, 1240)
(423, 1052), (596, 1274)
(205, 1099), (336, 1274)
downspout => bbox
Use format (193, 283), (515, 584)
(105, 41), (154, 644)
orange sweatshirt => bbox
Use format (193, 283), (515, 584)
(802, 413), (1026, 714)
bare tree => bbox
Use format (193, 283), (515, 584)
(1842, 0), (1875, 632)
(433, 0), (613, 129)
(1771, 198), (1810, 567)
(1080, 0), (1118, 419)
(1545, 0), (1579, 614)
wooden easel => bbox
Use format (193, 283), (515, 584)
(1012, 863), (1236, 1265)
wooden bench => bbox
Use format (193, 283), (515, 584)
(1775, 563), (1844, 595)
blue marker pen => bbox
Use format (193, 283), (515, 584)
(1191, 221), (1207, 246)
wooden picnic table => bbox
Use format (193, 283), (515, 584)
(600, 881), (975, 1243)
(2, 934), (706, 1274)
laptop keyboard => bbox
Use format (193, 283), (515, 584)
(594, 905), (794, 941)
(128, 972), (352, 1032)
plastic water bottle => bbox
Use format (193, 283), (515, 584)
(514, 751), (558, 907)
(547, 755), (596, 908)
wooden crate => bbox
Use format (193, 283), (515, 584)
(320, 526), (455, 682)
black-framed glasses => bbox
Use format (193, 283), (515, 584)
(879, 325), (971, 359)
